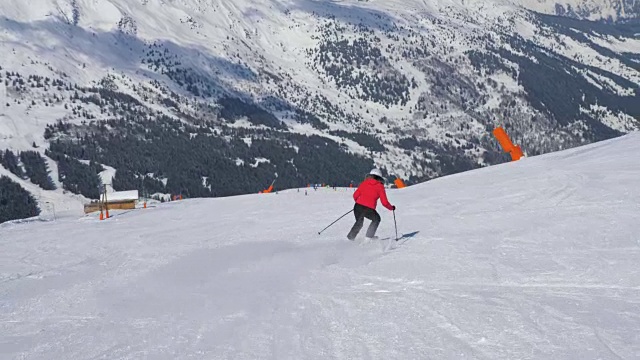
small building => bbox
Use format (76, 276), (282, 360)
(84, 190), (139, 214)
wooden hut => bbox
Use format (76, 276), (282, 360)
(84, 190), (139, 214)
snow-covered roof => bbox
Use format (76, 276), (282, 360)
(103, 190), (139, 202)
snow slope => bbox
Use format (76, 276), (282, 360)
(1, 132), (640, 359)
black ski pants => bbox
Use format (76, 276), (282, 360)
(347, 203), (381, 240)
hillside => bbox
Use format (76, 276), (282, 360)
(0, 0), (639, 216)
(515, 0), (640, 20)
(1, 131), (639, 359)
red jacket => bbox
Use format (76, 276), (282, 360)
(353, 178), (394, 210)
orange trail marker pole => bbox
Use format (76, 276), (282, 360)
(510, 145), (524, 161)
(103, 186), (110, 219)
(492, 127), (515, 153)
(262, 179), (276, 194)
(98, 189), (104, 220)
(394, 178), (407, 189)
(492, 127), (524, 162)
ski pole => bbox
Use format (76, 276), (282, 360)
(393, 209), (399, 241)
(318, 209), (353, 235)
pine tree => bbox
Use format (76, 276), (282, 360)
(0, 176), (40, 224)
(1, 149), (25, 178)
(20, 151), (56, 190)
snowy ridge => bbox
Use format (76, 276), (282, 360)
(513, 0), (640, 20)
(1, 131), (639, 359)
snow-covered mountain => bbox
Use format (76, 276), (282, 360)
(0, 0), (639, 214)
(515, 0), (640, 20)
(1, 132), (639, 359)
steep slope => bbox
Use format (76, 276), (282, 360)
(0, 0), (639, 208)
(1, 132), (639, 359)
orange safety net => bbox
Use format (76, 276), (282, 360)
(394, 178), (407, 189)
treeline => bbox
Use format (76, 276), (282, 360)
(0, 149), (56, 191)
(500, 38), (635, 140)
(46, 116), (375, 198)
(45, 151), (102, 199)
(466, 50), (515, 77)
(0, 149), (23, 178)
(330, 130), (386, 152)
(218, 96), (287, 129)
(20, 151), (56, 190)
(466, 28), (637, 143)
(0, 176), (40, 224)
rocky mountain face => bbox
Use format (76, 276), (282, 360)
(0, 0), (638, 219)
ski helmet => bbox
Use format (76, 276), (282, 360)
(369, 168), (383, 178)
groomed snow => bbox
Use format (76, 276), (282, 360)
(1, 132), (640, 359)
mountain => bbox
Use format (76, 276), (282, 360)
(514, 0), (640, 20)
(1, 132), (639, 359)
(0, 0), (639, 217)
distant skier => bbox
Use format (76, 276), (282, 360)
(347, 168), (395, 241)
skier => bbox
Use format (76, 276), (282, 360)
(347, 168), (395, 241)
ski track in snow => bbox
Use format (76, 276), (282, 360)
(1, 133), (640, 359)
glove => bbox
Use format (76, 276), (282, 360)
(391, 205), (396, 211)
